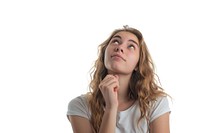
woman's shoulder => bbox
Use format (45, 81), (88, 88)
(68, 94), (88, 107)
(155, 95), (170, 104)
(67, 93), (91, 119)
(150, 95), (170, 109)
(149, 95), (171, 122)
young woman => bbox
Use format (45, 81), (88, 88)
(67, 26), (170, 133)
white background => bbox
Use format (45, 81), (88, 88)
(0, 0), (200, 132)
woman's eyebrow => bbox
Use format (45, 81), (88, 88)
(112, 35), (121, 39)
(129, 39), (139, 46)
(112, 35), (139, 46)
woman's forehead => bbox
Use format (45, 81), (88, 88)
(112, 31), (139, 44)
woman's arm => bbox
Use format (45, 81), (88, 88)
(68, 116), (94, 133)
(98, 108), (117, 133)
(69, 108), (117, 133)
(98, 74), (119, 133)
(149, 112), (170, 133)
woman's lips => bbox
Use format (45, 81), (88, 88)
(111, 54), (126, 61)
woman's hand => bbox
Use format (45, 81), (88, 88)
(99, 74), (119, 110)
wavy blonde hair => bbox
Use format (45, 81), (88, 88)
(87, 26), (167, 132)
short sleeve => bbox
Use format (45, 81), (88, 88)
(67, 95), (91, 120)
(150, 96), (171, 122)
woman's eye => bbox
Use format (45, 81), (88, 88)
(113, 40), (119, 45)
(128, 45), (135, 49)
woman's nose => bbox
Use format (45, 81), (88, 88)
(114, 46), (124, 53)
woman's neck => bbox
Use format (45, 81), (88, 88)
(117, 74), (135, 111)
(117, 74), (132, 103)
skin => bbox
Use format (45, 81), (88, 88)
(68, 31), (170, 133)
(104, 31), (140, 76)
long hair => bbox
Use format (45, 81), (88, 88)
(87, 26), (167, 132)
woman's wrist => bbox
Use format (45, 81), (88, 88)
(104, 106), (118, 113)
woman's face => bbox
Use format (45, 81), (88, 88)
(104, 31), (140, 75)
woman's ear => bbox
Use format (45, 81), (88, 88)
(134, 66), (138, 71)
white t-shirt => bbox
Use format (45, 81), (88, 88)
(67, 94), (170, 133)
